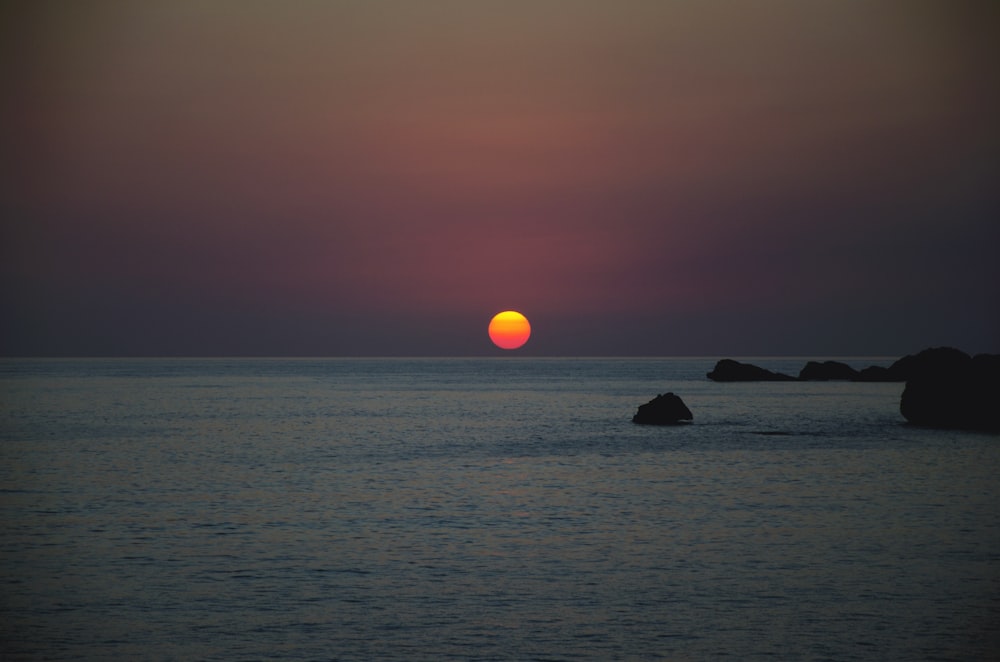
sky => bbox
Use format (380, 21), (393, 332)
(2, 1), (998, 357)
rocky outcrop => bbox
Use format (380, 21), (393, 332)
(853, 365), (896, 382)
(888, 346), (971, 382)
(854, 347), (971, 382)
(900, 349), (1000, 431)
(798, 360), (860, 381)
(706, 359), (796, 382)
(699, 347), (999, 431)
(632, 392), (693, 425)
(706, 349), (985, 384)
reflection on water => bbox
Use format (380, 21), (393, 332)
(1, 359), (998, 660)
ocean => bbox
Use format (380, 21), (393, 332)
(1, 357), (997, 660)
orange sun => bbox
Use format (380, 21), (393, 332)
(488, 311), (531, 350)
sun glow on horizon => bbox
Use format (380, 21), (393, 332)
(488, 311), (531, 350)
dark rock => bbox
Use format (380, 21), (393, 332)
(798, 360), (860, 381)
(632, 392), (693, 425)
(854, 347), (973, 382)
(900, 350), (1000, 431)
(887, 346), (971, 382)
(854, 365), (895, 382)
(706, 359), (796, 382)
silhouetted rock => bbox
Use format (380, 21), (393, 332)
(852, 347), (973, 382)
(706, 359), (796, 382)
(854, 365), (895, 382)
(886, 346), (971, 382)
(900, 350), (1000, 431)
(798, 360), (860, 381)
(632, 392), (693, 425)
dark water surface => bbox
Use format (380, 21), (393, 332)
(2, 358), (998, 660)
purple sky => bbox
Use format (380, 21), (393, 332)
(3, 2), (998, 356)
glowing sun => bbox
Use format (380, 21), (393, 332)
(488, 311), (531, 350)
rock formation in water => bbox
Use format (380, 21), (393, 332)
(632, 392), (693, 425)
(701, 346), (999, 431)
(706, 359), (796, 382)
(705, 349), (987, 384)
(887, 346), (970, 381)
(854, 347), (971, 382)
(798, 360), (860, 381)
(899, 349), (1000, 431)
(853, 365), (896, 382)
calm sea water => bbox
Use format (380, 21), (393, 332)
(1, 358), (998, 660)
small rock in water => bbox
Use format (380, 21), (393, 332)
(632, 392), (693, 425)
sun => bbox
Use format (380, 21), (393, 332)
(488, 311), (531, 350)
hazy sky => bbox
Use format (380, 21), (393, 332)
(3, 1), (998, 356)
